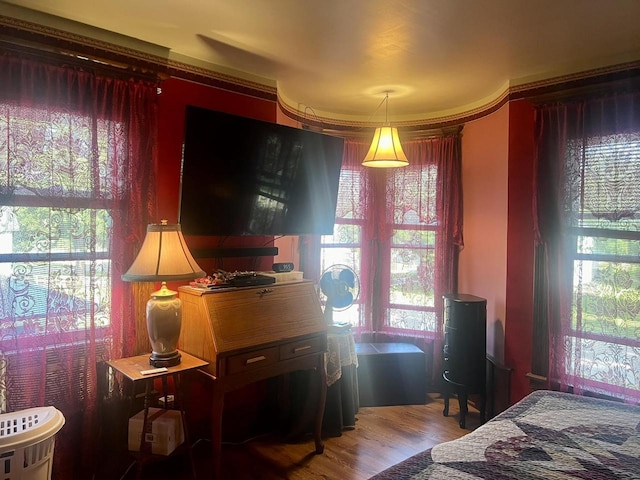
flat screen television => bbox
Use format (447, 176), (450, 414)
(179, 105), (345, 236)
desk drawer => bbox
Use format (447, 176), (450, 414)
(280, 336), (324, 360)
(226, 347), (279, 375)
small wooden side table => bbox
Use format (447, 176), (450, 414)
(107, 351), (208, 479)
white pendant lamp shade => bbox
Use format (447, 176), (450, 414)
(362, 126), (409, 168)
(362, 91), (409, 168)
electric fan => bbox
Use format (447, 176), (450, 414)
(319, 264), (360, 324)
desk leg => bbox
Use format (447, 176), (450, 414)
(314, 357), (327, 454)
(211, 387), (225, 479)
(173, 373), (198, 479)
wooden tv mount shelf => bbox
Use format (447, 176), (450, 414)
(178, 280), (327, 478)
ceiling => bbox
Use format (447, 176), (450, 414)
(3, 0), (640, 125)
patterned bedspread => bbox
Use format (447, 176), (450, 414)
(370, 389), (640, 479)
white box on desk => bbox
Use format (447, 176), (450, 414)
(128, 407), (184, 455)
(262, 270), (304, 283)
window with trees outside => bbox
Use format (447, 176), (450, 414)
(534, 93), (640, 402)
(0, 53), (155, 408)
(563, 135), (640, 398)
(0, 108), (114, 345)
(320, 166), (439, 334)
(0, 106), (119, 341)
(1, 45), (156, 478)
(316, 136), (462, 350)
(320, 168), (365, 327)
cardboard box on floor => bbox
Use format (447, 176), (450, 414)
(128, 407), (184, 456)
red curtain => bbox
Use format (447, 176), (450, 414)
(376, 136), (463, 381)
(402, 135), (464, 315)
(0, 53), (157, 477)
(303, 133), (463, 383)
(534, 91), (640, 401)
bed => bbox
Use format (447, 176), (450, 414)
(370, 389), (640, 479)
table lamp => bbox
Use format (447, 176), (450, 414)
(122, 221), (205, 367)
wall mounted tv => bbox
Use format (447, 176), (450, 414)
(179, 105), (345, 236)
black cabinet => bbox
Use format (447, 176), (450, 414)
(442, 293), (486, 428)
(355, 343), (426, 406)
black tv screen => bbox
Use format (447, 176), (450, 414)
(179, 106), (344, 236)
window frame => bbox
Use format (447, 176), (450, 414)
(0, 108), (120, 348)
(385, 222), (438, 336)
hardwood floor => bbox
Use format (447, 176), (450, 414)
(134, 394), (480, 480)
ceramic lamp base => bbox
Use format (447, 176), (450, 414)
(149, 350), (182, 367)
(146, 283), (183, 368)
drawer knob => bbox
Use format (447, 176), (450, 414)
(293, 345), (312, 353)
(245, 355), (267, 365)
(256, 288), (274, 295)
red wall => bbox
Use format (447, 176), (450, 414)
(156, 78), (277, 273)
(504, 99), (536, 403)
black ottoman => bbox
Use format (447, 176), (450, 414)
(355, 343), (426, 406)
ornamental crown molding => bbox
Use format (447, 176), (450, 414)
(2, 10), (639, 133)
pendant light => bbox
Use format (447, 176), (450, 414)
(362, 92), (409, 168)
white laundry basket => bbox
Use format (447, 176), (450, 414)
(0, 406), (65, 480)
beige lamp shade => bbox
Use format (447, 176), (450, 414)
(362, 126), (409, 168)
(122, 222), (205, 282)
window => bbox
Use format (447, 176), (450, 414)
(320, 169), (364, 326)
(386, 165), (438, 333)
(318, 137), (462, 340)
(0, 52), (156, 476)
(534, 94), (640, 401)
(564, 134), (640, 397)
(0, 106), (117, 345)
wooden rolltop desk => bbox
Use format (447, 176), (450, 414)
(178, 280), (328, 477)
